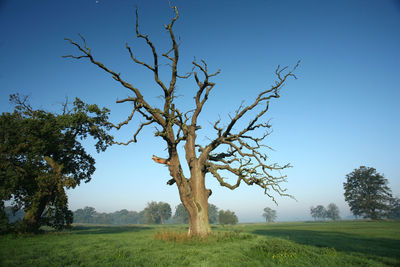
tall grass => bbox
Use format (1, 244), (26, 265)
(154, 228), (253, 243)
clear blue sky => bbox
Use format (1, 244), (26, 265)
(1, 0), (399, 222)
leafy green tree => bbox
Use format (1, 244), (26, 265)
(111, 209), (129, 225)
(344, 166), (393, 219)
(158, 202), (172, 224)
(388, 197), (400, 220)
(310, 205), (327, 221)
(173, 203), (219, 224)
(208, 204), (219, 224)
(218, 210), (238, 225)
(73, 206), (97, 223)
(64, 5), (297, 237)
(263, 207), (277, 223)
(0, 94), (112, 232)
(143, 201), (171, 224)
(137, 210), (146, 224)
(73, 207), (145, 225)
(95, 212), (113, 224)
(326, 203), (340, 221)
(173, 203), (190, 224)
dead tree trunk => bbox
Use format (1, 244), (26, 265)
(175, 168), (211, 236)
(64, 5), (298, 237)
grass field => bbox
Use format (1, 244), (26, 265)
(0, 221), (399, 266)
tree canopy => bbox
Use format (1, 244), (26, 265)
(73, 207), (145, 225)
(143, 201), (171, 224)
(310, 205), (327, 221)
(262, 207), (277, 223)
(388, 197), (400, 220)
(326, 203), (340, 221)
(0, 94), (112, 232)
(343, 166), (393, 219)
(218, 210), (238, 225)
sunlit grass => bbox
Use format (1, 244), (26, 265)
(0, 221), (399, 266)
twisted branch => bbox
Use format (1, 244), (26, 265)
(197, 61), (300, 200)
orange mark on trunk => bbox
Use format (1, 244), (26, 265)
(152, 155), (170, 165)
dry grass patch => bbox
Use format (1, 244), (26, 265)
(154, 229), (254, 243)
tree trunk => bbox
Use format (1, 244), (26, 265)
(169, 157), (211, 236)
(166, 128), (212, 237)
(23, 196), (48, 233)
(180, 165), (211, 237)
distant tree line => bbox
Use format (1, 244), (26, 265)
(310, 203), (340, 221)
(73, 202), (238, 225)
(73, 206), (146, 225)
(3, 201), (239, 227)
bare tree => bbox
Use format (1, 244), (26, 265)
(64, 5), (298, 237)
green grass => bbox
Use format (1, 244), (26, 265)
(0, 221), (399, 266)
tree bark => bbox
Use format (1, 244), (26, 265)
(183, 129), (211, 237)
(168, 164), (212, 237)
(23, 196), (48, 233)
(185, 170), (211, 237)
(166, 129), (212, 237)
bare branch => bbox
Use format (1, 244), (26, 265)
(193, 61), (299, 201)
(126, 43), (154, 71)
(191, 59), (221, 127)
(134, 7), (168, 95)
(63, 36), (166, 128)
(112, 119), (155, 146)
(108, 108), (135, 130)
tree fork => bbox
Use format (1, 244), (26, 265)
(64, 4), (297, 237)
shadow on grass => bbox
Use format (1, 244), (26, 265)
(72, 225), (153, 235)
(252, 228), (400, 260)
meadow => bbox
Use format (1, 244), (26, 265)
(0, 221), (399, 266)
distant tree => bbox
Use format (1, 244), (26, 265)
(326, 203), (340, 221)
(93, 212), (109, 224)
(388, 197), (400, 220)
(262, 207), (277, 223)
(173, 203), (189, 224)
(0, 94), (112, 232)
(64, 5), (298, 237)
(173, 203), (219, 224)
(73, 207), (97, 224)
(218, 210), (238, 225)
(137, 210), (146, 224)
(111, 209), (129, 225)
(143, 201), (171, 224)
(343, 166), (393, 219)
(158, 202), (172, 224)
(111, 209), (142, 225)
(4, 206), (25, 223)
(310, 207), (317, 220)
(73, 207), (147, 225)
(127, 210), (144, 224)
(208, 204), (219, 224)
(310, 205), (327, 221)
